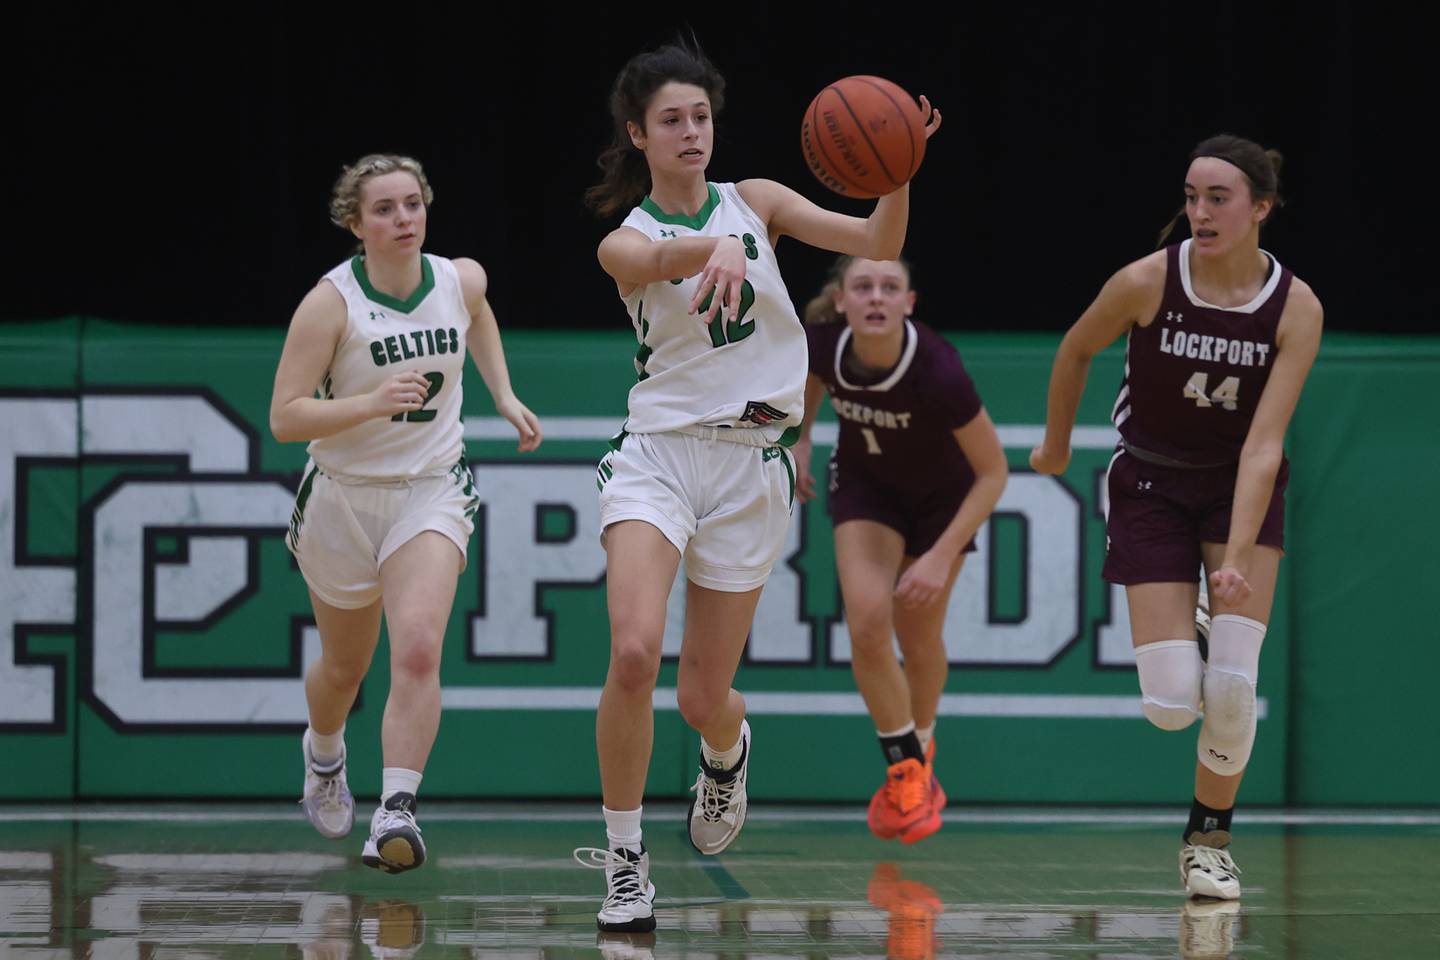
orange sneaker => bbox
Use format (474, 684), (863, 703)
(924, 737), (947, 812)
(868, 863), (943, 960)
(867, 757), (941, 843)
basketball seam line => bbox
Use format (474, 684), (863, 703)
(807, 96), (872, 196)
(832, 84), (905, 187)
(853, 77), (919, 180)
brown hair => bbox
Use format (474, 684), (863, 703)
(1157, 133), (1285, 247)
(585, 39), (726, 218)
(803, 255), (914, 325)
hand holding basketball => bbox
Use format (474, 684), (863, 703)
(800, 76), (941, 198)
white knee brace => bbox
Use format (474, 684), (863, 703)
(1198, 614), (1266, 775)
(1135, 640), (1203, 731)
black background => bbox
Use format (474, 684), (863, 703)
(8, 4), (1431, 336)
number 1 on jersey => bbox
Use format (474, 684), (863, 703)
(860, 427), (883, 455)
(1183, 371), (1240, 411)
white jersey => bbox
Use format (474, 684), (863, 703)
(307, 254), (469, 480)
(618, 182), (806, 445)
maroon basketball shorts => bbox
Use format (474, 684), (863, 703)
(1102, 450), (1288, 585)
(827, 465), (977, 558)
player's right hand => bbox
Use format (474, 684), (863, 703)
(370, 370), (431, 419)
(794, 437), (817, 502)
(690, 235), (747, 324)
(1029, 441), (1070, 475)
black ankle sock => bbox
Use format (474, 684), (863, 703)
(878, 730), (926, 766)
(1184, 797), (1234, 841)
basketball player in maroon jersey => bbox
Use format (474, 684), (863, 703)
(1031, 134), (1323, 898)
(795, 256), (1008, 843)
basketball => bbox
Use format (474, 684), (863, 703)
(800, 76), (927, 198)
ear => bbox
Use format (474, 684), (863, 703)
(1253, 196), (1274, 224)
(831, 287), (846, 315)
(349, 217), (364, 241)
(903, 289), (917, 316)
(626, 119), (645, 150)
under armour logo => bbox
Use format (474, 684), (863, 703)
(1137, 480), (1152, 491)
(659, 229), (678, 238)
(369, 311), (387, 321)
(1167, 310), (1184, 323)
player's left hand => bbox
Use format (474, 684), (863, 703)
(496, 395), (543, 453)
(1208, 565), (1251, 606)
(894, 550), (951, 609)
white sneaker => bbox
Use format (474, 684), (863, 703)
(362, 793), (426, 874)
(688, 719), (750, 855)
(1179, 897), (1240, 958)
(1180, 830), (1241, 899)
(573, 846), (656, 933)
(301, 730), (354, 839)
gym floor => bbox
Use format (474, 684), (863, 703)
(2, 803), (1437, 958)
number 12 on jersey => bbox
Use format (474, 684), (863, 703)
(1183, 371), (1240, 411)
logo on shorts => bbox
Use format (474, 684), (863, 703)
(740, 400), (786, 426)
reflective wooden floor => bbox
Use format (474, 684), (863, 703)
(2, 803), (1437, 958)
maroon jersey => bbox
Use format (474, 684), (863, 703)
(807, 319), (983, 498)
(1115, 240), (1293, 465)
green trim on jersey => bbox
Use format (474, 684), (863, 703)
(640, 183), (721, 229)
(350, 256), (436, 314)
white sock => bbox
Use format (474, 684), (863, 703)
(701, 731), (744, 771)
(603, 805), (643, 852)
(307, 725), (345, 767)
(916, 722), (936, 753)
(380, 768), (423, 803)
(876, 721), (917, 739)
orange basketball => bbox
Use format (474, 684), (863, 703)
(800, 76), (927, 199)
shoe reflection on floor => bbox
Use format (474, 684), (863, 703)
(867, 862), (944, 960)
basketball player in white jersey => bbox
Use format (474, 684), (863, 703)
(270, 154), (542, 874)
(570, 41), (940, 933)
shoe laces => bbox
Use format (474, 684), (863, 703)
(690, 766), (742, 824)
(884, 760), (929, 814)
(573, 848), (648, 907)
(374, 803), (421, 837)
(309, 772), (348, 811)
(1187, 843), (1240, 878)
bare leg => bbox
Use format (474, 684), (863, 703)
(596, 521), (680, 810)
(304, 591), (383, 736)
(834, 521), (910, 731)
(377, 532), (462, 772)
(674, 582), (764, 748)
(892, 554), (965, 731)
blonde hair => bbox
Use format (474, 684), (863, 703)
(802, 255), (913, 325)
(328, 154), (435, 230)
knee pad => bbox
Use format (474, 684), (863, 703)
(1197, 614), (1266, 775)
(1135, 640), (1203, 731)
